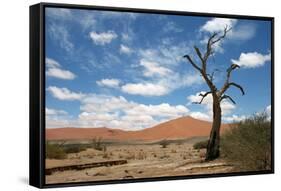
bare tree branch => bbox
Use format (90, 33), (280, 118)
(220, 94), (236, 104)
(229, 82), (245, 95)
(204, 33), (218, 61)
(204, 27), (231, 62)
(220, 64), (241, 96)
(183, 55), (202, 72)
(211, 27), (232, 45)
(193, 91), (212, 104)
(194, 46), (204, 65)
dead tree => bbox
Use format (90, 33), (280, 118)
(183, 27), (245, 161)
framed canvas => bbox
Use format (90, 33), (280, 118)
(29, 2), (274, 188)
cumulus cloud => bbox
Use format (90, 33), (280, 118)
(200, 18), (256, 53)
(231, 52), (271, 68)
(120, 72), (201, 97)
(46, 107), (67, 115)
(79, 96), (189, 130)
(200, 18), (237, 33)
(46, 57), (60, 68)
(140, 59), (172, 77)
(96, 78), (121, 88)
(47, 90), (190, 129)
(89, 31), (117, 45)
(46, 58), (76, 80)
(46, 68), (76, 80)
(190, 112), (212, 121)
(119, 44), (132, 54)
(121, 83), (168, 96)
(47, 86), (84, 101)
(223, 114), (247, 122)
(119, 42), (201, 97)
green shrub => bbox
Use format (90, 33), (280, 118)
(46, 142), (67, 159)
(193, 140), (209, 150)
(63, 144), (87, 154)
(221, 113), (271, 171)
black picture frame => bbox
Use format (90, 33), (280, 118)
(30, 2), (274, 188)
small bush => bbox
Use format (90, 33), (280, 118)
(46, 142), (67, 159)
(63, 144), (87, 154)
(193, 140), (209, 150)
(221, 113), (271, 171)
(159, 139), (169, 148)
(92, 137), (106, 151)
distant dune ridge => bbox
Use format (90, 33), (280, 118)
(46, 116), (230, 141)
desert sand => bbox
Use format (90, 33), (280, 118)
(45, 116), (234, 184)
(46, 116), (230, 141)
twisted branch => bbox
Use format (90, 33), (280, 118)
(193, 91), (212, 104)
(220, 94), (236, 104)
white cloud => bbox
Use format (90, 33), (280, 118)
(119, 44), (132, 54)
(46, 107), (67, 115)
(89, 31), (117, 45)
(47, 91), (189, 129)
(265, 105), (271, 120)
(121, 83), (169, 96)
(79, 112), (118, 122)
(81, 95), (130, 113)
(96, 78), (121, 88)
(126, 103), (189, 118)
(46, 58), (76, 80)
(46, 118), (73, 129)
(48, 23), (74, 52)
(159, 73), (202, 91)
(190, 112), (212, 121)
(200, 18), (256, 53)
(46, 68), (76, 80)
(231, 52), (271, 68)
(120, 71), (201, 97)
(266, 105), (271, 115)
(122, 43), (200, 97)
(140, 59), (172, 77)
(200, 18), (237, 33)
(47, 86), (84, 101)
(80, 95), (189, 129)
(46, 58), (60, 68)
(223, 114), (246, 122)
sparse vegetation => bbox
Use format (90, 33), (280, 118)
(92, 137), (107, 151)
(159, 139), (169, 148)
(102, 152), (110, 159)
(193, 140), (209, 150)
(63, 144), (87, 154)
(46, 142), (67, 159)
(221, 113), (271, 171)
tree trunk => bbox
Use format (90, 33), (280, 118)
(205, 96), (222, 161)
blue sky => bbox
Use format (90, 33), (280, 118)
(45, 7), (272, 130)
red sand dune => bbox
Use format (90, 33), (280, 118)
(46, 116), (230, 141)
